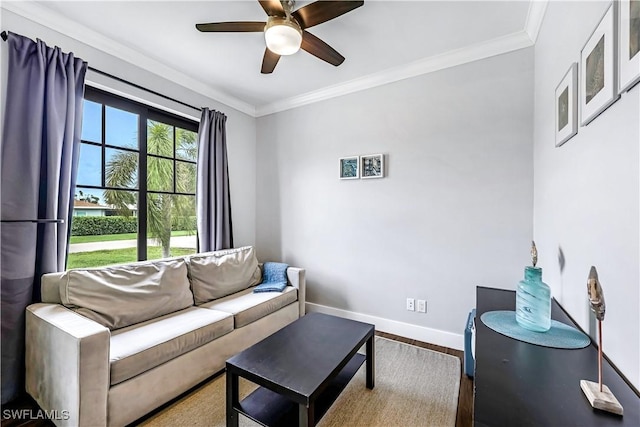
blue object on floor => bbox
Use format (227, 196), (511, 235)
(480, 310), (590, 349)
(464, 309), (476, 378)
(253, 262), (288, 293)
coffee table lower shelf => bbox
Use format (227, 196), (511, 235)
(235, 353), (366, 427)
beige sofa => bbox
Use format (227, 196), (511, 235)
(25, 246), (305, 427)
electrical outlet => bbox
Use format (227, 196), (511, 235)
(417, 299), (427, 313)
(406, 298), (415, 311)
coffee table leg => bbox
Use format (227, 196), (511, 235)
(298, 402), (316, 427)
(226, 370), (239, 427)
(299, 402), (315, 427)
(366, 334), (375, 389)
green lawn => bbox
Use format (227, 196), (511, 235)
(70, 230), (192, 244)
(67, 247), (195, 269)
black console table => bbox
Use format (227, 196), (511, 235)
(474, 286), (639, 426)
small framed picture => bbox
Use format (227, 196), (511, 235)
(361, 154), (384, 179)
(618, 0), (640, 93)
(555, 63), (578, 147)
(580, 3), (619, 126)
(339, 156), (359, 179)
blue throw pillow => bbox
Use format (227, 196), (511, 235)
(254, 282), (287, 293)
(253, 262), (288, 293)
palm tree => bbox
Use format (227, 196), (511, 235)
(104, 121), (197, 258)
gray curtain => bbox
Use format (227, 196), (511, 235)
(0, 32), (87, 404)
(196, 108), (233, 252)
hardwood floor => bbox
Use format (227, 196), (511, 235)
(2, 332), (473, 427)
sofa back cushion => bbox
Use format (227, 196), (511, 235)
(60, 259), (193, 330)
(187, 246), (261, 304)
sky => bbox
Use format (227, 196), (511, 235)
(76, 100), (197, 206)
(77, 100), (140, 204)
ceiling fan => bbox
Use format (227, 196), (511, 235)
(195, 0), (364, 74)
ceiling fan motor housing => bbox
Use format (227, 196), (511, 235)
(264, 16), (302, 55)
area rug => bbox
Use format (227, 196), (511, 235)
(140, 337), (461, 427)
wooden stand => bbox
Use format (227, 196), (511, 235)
(580, 380), (623, 415)
(581, 320), (623, 415)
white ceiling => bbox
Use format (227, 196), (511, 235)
(4, 1), (545, 116)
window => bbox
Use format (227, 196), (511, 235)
(69, 87), (198, 269)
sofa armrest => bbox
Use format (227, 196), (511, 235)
(40, 272), (65, 303)
(286, 267), (306, 316)
(26, 303), (110, 427)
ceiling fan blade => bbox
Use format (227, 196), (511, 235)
(258, 0), (285, 16)
(261, 48), (281, 74)
(301, 31), (345, 66)
(293, 1), (364, 29)
(196, 22), (266, 32)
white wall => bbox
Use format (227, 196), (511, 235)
(10, 0), (637, 390)
(256, 47), (534, 348)
(533, 1), (640, 389)
(0, 10), (257, 247)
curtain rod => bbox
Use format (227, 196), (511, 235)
(1, 219), (64, 223)
(86, 67), (202, 113)
(1, 31), (203, 114)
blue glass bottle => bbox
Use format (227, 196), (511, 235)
(515, 266), (551, 332)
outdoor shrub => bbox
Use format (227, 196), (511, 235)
(71, 216), (138, 236)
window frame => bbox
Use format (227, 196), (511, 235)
(77, 86), (199, 262)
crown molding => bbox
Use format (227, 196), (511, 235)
(3, 1), (543, 119)
(256, 30), (534, 117)
(1, 1), (256, 117)
(525, 0), (549, 43)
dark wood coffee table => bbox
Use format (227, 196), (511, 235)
(226, 312), (375, 427)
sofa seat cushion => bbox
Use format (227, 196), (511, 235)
(109, 307), (233, 386)
(199, 286), (297, 328)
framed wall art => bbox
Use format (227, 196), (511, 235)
(555, 63), (578, 147)
(360, 154), (384, 179)
(339, 156), (359, 179)
(618, 0), (640, 93)
(580, 2), (619, 126)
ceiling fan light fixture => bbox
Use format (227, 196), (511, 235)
(264, 17), (302, 56)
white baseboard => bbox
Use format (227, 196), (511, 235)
(306, 303), (464, 351)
